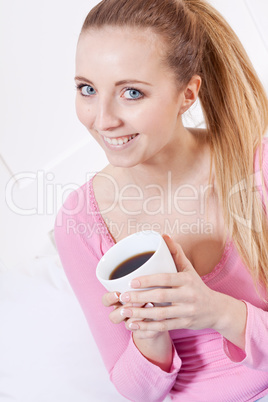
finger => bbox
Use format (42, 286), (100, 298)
(162, 233), (195, 273)
(120, 305), (191, 321)
(128, 317), (191, 332)
(128, 272), (184, 292)
(102, 291), (120, 307)
(125, 318), (159, 338)
(109, 303), (136, 324)
(113, 302), (145, 312)
(120, 287), (187, 305)
(112, 302), (124, 310)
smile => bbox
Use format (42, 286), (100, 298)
(103, 134), (139, 146)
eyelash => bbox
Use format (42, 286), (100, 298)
(75, 84), (145, 100)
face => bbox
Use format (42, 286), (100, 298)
(75, 27), (189, 168)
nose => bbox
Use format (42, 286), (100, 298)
(93, 98), (123, 132)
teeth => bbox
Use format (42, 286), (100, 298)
(104, 134), (138, 146)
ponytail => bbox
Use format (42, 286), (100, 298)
(184, 0), (268, 291)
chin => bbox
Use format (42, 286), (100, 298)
(106, 155), (139, 169)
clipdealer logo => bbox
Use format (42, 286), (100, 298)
(5, 170), (214, 218)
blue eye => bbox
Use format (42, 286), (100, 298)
(82, 85), (96, 96)
(124, 88), (144, 100)
(76, 84), (96, 96)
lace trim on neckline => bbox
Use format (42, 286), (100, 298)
(201, 238), (233, 282)
(88, 176), (115, 248)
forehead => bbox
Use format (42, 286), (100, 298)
(75, 26), (170, 80)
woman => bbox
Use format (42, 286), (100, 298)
(54, 0), (268, 400)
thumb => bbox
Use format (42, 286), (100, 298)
(162, 233), (194, 273)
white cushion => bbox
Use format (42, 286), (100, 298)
(0, 255), (128, 402)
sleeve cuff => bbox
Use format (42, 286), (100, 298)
(129, 333), (182, 378)
(222, 300), (252, 365)
(222, 337), (247, 363)
(222, 300), (248, 363)
(110, 333), (181, 401)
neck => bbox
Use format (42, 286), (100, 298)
(113, 127), (211, 190)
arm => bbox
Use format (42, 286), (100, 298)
(132, 332), (174, 373)
(218, 137), (268, 369)
(54, 188), (181, 401)
(210, 290), (247, 351)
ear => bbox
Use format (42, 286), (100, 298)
(178, 75), (202, 115)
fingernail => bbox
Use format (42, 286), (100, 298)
(130, 279), (141, 288)
(120, 308), (132, 317)
(109, 292), (119, 303)
(164, 233), (171, 239)
(144, 303), (154, 308)
(120, 293), (130, 303)
(129, 322), (139, 330)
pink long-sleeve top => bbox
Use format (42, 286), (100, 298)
(54, 138), (268, 402)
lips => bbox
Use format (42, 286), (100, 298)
(103, 133), (139, 146)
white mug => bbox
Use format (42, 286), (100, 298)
(96, 230), (177, 294)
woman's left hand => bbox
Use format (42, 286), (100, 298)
(119, 234), (225, 333)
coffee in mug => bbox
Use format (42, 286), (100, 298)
(109, 251), (155, 280)
(96, 230), (177, 294)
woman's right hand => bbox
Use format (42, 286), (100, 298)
(102, 291), (122, 313)
(102, 291), (162, 339)
(102, 291), (173, 371)
(102, 291), (143, 324)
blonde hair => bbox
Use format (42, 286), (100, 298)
(81, 0), (268, 290)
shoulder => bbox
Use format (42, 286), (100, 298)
(92, 164), (126, 213)
(55, 179), (94, 224)
(54, 176), (101, 248)
(262, 136), (268, 151)
(54, 162), (116, 226)
(261, 136), (268, 186)
(253, 136), (268, 201)
(54, 175), (114, 257)
(261, 135), (268, 148)
(255, 136), (268, 172)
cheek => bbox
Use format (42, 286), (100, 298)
(139, 104), (178, 133)
(75, 97), (92, 128)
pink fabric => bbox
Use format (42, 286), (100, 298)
(54, 138), (268, 402)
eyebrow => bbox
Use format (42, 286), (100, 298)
(74, 76), (152, 86)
